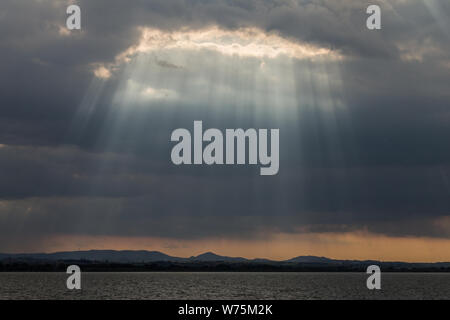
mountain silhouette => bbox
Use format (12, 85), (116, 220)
(0, 250), (182, 263)
(189, 252), (247, 262)
(286, 256), (336, 263)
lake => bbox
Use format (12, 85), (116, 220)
(0, 272), (449, 299)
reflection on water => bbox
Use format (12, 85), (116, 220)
(0, 272), (449, 300)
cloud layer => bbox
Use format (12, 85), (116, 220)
(0, 0), (450, 253)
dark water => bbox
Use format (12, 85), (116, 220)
(0, 272), (449, 300)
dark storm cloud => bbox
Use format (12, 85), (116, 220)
(1, 0), (449, 145)
(1, 143), (449, 242)
(0, 0), (450, 249)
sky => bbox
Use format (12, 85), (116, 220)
(0, 0), (450, 262)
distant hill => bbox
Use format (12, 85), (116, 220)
(286, 256), (336, 263)
(189, 252), (247, 262)
(0, 250), (182, 263)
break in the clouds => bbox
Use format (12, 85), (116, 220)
(0, 0), (450, 253)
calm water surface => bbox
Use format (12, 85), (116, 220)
(0, 272), (449, 299)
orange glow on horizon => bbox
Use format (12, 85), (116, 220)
(10, 231), (450, 263)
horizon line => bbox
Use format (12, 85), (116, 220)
(2, 249), (450, 264)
